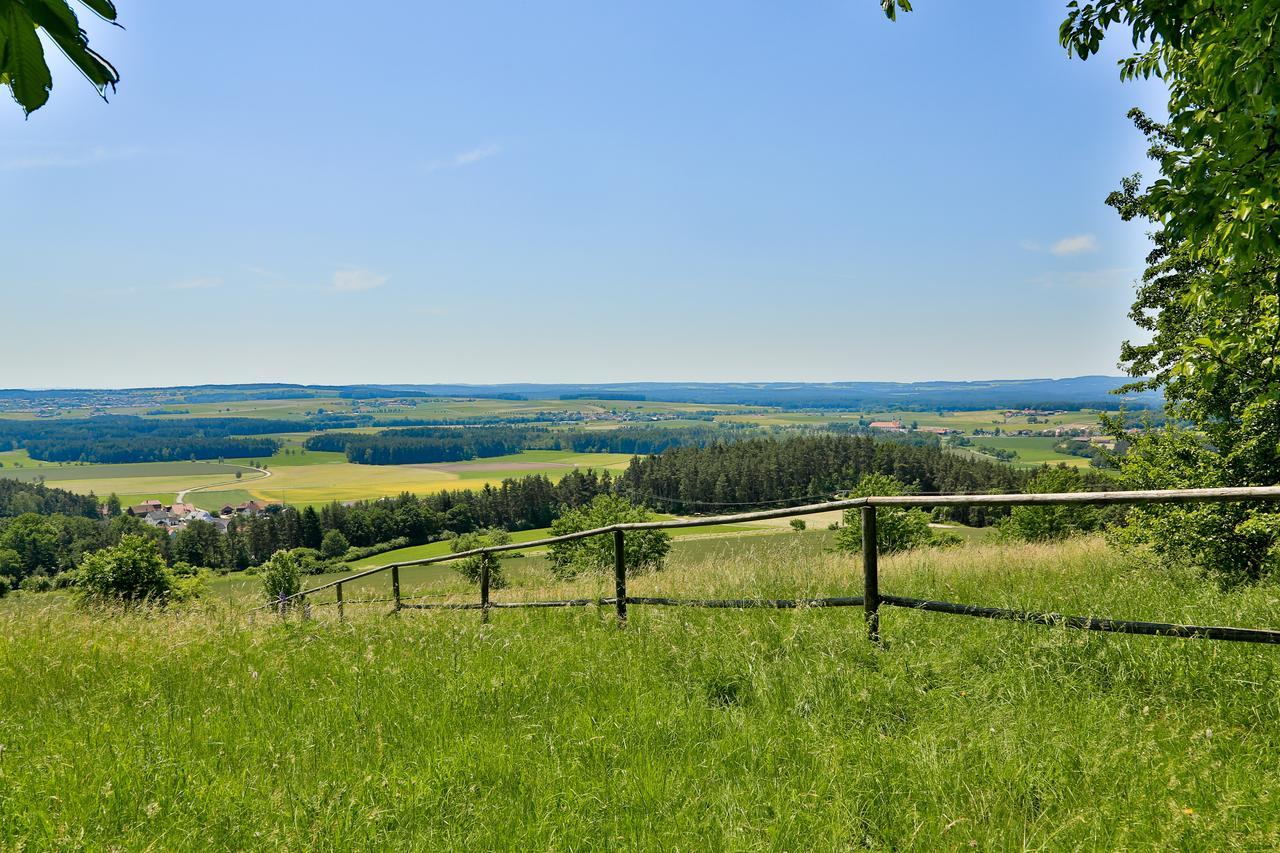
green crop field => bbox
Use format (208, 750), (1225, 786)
(956, 435), (1093, 468)
(4, 535), (1279, 848)
(191, 449), (637, 509)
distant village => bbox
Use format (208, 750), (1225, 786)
(122, 499), (277, 534)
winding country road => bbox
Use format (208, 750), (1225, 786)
(175, 464), (271, 504)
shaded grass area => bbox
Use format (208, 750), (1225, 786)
(2, 538), (1280, 849)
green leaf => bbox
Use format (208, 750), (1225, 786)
(74, 0), (117, 23)
(2, 3), (54, 115)
(47, 31), (118, 92)
(24, 0), (82, 41)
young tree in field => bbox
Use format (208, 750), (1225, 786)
(259, 549), (301, 605)
(835, 474), (933, 556)
(320, 529), (349, 560)
(547, 495), (670, 579)
(77, 534), (176, 604)
(789, 518), (806, 533)
(450, 528), (511, 589)
(0, 1), (121, 116)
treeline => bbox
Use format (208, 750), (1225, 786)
(166, 470), (620, 570)
(308, 424), (749, 465)
(616, 434), (1036, 526)
(0, 479), (100, 519)
(306, 427), (538, 464)
(0, 417), (289, 463)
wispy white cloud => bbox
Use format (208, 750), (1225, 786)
(331, 268), (389, 293)
(1031, 267), (1136, 290)
(0, 145), (150, 171)
(422, 143), (501, 173)
(1049, 234), (1099, 256)
(173, 277), (221, 291)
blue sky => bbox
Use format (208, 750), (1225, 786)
(0, 1), (1166, 388)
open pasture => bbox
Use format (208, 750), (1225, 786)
(958, 435), (1093, 468)
(5, 536), (1280, 848)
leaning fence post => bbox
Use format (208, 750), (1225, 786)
(480, 558), (491, 624)
(861, 505), (880, 643)
(336, 581), (344, 622)
(391, 566), (401, 614)
(613, 528), (627, 627)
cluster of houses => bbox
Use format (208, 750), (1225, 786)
(123, 499), (275, 534)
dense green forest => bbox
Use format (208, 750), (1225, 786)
(308, 424), (747, 465)
(616, 434), (1042, 525)
(0, 417), (287, 463)
(0, 479), (100, 519)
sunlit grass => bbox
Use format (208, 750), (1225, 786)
(2, 536), (1279, 849)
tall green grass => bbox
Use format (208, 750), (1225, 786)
(2, 536), (1279, 849)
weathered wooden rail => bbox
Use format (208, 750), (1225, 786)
(256, 486), (1280, 645)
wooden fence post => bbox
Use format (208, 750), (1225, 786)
(614, 528), (627, 627)
(391, 566), (401, 614)
(480, 559), (491, 624)
(861, 505), (880, 643)
(336, 581), (344, 622)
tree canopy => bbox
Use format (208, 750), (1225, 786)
(1, 0), (120, 115)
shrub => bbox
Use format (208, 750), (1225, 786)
(0, 575), (13, 597)
(341, 537), (411, 563)
(548, 495), (670, 579)
(77, 536), (177, 604)
(19, 574), (53, 593)
(289, 547), (345, 576)
(260, 550), (302, 605)
(320, 530), (350, 560)
(451, 529), (510, 589)
(999, 466), (1107, 542)
(834, 474), (934, 556)
(1109, 425), (1280, 585)
(789, 519), (806, 533)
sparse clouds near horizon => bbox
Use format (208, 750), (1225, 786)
(423, 143), (501, 173)
(1050, 234), (1099, 256)
(331, 268), (389, 293)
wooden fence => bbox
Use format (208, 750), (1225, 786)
(257, 486), (1280, 645)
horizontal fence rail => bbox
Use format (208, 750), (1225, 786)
(253, 485), (1280, 647)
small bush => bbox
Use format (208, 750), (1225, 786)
(341, 537), (411, 562)
(548, 495), (671, 579)
(0, 575), (13, 596)
(999, 466), (1106, 542)
(77, 536), (178, 605)
(451, 529), (510, 589)
(260, 550), (302, 605)
(320, 530), (350, 560)
(789, 519), (806, 533)
(834, 474), (935, 556)
(19, 574), (54, 593)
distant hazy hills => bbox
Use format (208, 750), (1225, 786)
(389, 377), (1160, 410)
(0, 376), (1160, 411)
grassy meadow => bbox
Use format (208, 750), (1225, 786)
(3, 534), (1279, 849)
